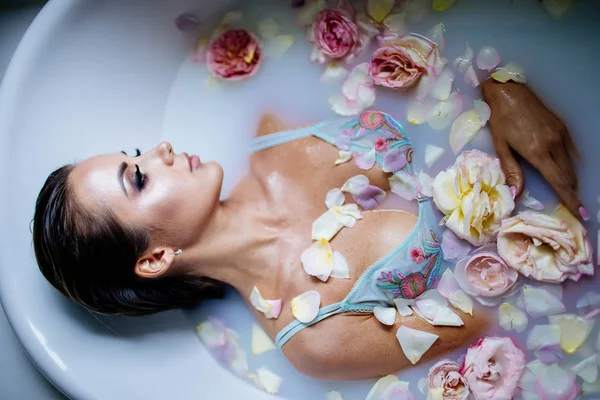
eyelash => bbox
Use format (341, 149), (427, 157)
(134, 165), (146, 191)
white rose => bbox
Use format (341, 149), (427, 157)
(433, 150), (515, 246)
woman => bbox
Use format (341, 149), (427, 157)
(32, 79), (585, 380)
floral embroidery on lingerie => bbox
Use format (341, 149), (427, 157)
(376, 230), (441, 299)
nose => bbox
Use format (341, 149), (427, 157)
(156, 141), (174, 166)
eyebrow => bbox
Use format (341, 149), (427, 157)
(118, 161), (128, 197)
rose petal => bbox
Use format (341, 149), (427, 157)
(300, 239), (334, 280)
(389, 171), (422, 201)
(535, 364), (578, 400)
(430, 69), (454, 101)
(321, 62), (350, 83)
(331, 251), (351, 279)
(335, 150), (353, 165)
(264, 35), (295, 60)
(453, 42), (473, 73)
(355, 147), (377, 170)
(382, 149), (408, 173)
(476, 46), (501, 72)
(394, 298), (415, 317)
(354, 185), (387, 210)
(374, 306), (397, 326)
(519, 368), (539, 392)
(222, 328), (249, 376)
(527, 324), (561, 350)
(541, 0), (575, 20)
(425, 23), (445, 51)
(440, 229), (472, 260)
(491, 62), (527, 83)
(448, 290), (473, 316)
(522, 285), (566, 318)
(418, 171), (435, 198)
(415, 74), (437, 101)
(425, 144), (446, 168)
(449, 109), (483, 154)
(418, 377), (428, 394)
(251, 323), (276, 355)
(257, 18), (279, 40)
(463, 64), (480, 87)
(295, 0), (326, 26)
(535, 344), (564, 365)
(326, 391), (344, 400)
(366, 375), (403, 400)
(366, 0), (395, 22)
(499, 303), (529, 332)
(291, 290), (321, 323)
(342, 63), (372, 101)
(521, 190), (545, 211)
(396, 326), (439, 364)
(250, 286), (283, 319)
(382, 12), (408, 35)
(325, 188), (345, 209)
(549, 313), (594, 354)
(473, 99), (491, 126)
(342, 175), (370, 195)
(221, 11), (243, 25)
(431, 306), (464, 326)
(432, 0), (456, 12)
(329, 94), (364, 116)
(254, 367), (283, 395)
(175, 13), (201, 32)
(312, 209), (344, 241)
(571, 354), (599, 383)
(427, 90), (464, 130)
(577, 292), (600, 316)
(196, 319), (227, 348)
(407, 99), (435, 125)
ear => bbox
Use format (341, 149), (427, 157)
(134, 247), (177, 279)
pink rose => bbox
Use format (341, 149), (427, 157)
(311, 9), (362, 62)
(497, 204), (594, 283)
(207, 29), (261, 81)
(369, 45), (424, 89)
(454, 245), (519, 303)
(460, 337), (525, 400)
(428, 360), (470, 400)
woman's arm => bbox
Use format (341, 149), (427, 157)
(482, 79), (588, 220)
(284, 308), (487, 380)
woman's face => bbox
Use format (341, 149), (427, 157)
(69, 142), (223, 250)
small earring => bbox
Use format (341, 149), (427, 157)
(173, 249), (183, 256)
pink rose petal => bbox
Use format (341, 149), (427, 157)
(353, 185), (387, 210)
(453, 42), (473, 73)
(521, 285), (566, 318)
(535, 365), (578, 400)
(389, 171), (422, 201)
(464, 64), (480, 87)
(441, 229), (472, 261)
(535, 343), (564, 365)
(382, 148), (408, 173)
(355, 147), (377, 170)
(476, 46), (501, 72)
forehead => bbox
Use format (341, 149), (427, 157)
(69, 153), (124, 209)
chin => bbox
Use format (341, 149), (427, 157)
(203, 161), (224, 196)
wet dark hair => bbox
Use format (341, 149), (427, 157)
(32, 164), (224, 316)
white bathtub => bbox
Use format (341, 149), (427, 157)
(1, 0), (599, 399)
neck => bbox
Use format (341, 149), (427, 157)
(183, 174), (282, 293)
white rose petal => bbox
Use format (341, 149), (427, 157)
(330, 251), (350, 279)
(257, 18), (279, 40)
(325, 391), (344, 400)
(526, 324), (561, 350)
(571, 355), (599, 383)
(425, 144), (446, 168)
(491, 62), (526, 83)
(251, 323), (276, 355)
(250, 286), (282, 319)
(522, 284), (566, 318)
(341, 174), (370, 195)
(374, 306), (397, 326)
(254, 367), (283, 395)
(325, 188), (345, 209)
(291, 290), (321, 323)
(499, 303), (529, 333)
(196, 320), (226, 348)
(321, 62), (349, 83)
(300, 239), (334, 281)
(335, 150), (353, 165)
(396, 326), (439, 364)
(394, 298), (415, 317)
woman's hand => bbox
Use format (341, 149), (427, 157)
(481, 79), (589, 221)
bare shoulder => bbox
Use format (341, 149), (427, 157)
(255, 114), (317, 138)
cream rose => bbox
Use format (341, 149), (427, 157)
(428, 360), (469, 400)
(432, 150), (515, 246)
(497, 204), (594, 283)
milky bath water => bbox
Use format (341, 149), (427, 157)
(161, 0), (600, 398)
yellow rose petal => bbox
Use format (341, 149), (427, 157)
(366, 0), (395, 22)
(432, 0), (456, 12)
(396, 326), (439, 364)
(291, 290), (321, 323)
(549, 313), (594, 354)
(251, 323), (276, 355)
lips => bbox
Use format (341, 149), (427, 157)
(182, 152), (201, 172)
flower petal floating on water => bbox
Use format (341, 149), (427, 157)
(440, 229), (472, 261)
(425, 23), (445, 51)
(527, 324), (561, 350)
(549, 313), (594, 354)
(196, 319), (227, 348)
(463, 65), (480, 87)
(367, 375), (415, 400)
(374, 306), (397, 326)
(355, 147), (377, 170)
(330, 63), (376, 116)
(291, 290), (321, 323)
(326, 391), (344, 400)
(251, 323), (276, 355)
(175, 13), (201, 32)
(396, 326), (439, 364)
(430, 69), (454, 101)
(389, 171), (421, 201)
(535, 344), (564, 365)
(576, 291), (600, 317)
(366, 0), (395, 23)
(321, 62), (350, 83)
(499, 303), (529, 332)
(257, 18), (279, 40)
(453, 42), (473, 73)
(264, 34), (295, 61)
(354, 185), (387, 210)
(475, 46), (501, 72)
(425, 144), (446, 168)
(331, 251), (351, 279)
(300, 239), (334, 280)
(335, 150), (353, 165)
(571, 354), (599, 383)
(413, 289), (464, 326)
(541, 0), (575, 20)
(407, 99), (435, 125)
(250, 286), (282, 319)
(520, 189), (545, 211)
(382, 148), (408, 173)
(394, 298), (415, 317)
(295, 0), (326, 26)
(432, 0), (456, 12)
(491, 62), (527, 84)
(427, 90), (464, 130)
(473, 99), (491, 126)
(535, 364), (578, 400)
(253, 367), (283, 395)
(381, 12), (408, 35)
(449, 109), (483, 154)
(418, 171), (435, 198)
(437, 269), (474, 315)
(522, 285), (566, 318)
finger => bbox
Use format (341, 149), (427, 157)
(562, 130), (581, 161)
(533, 155), (588, 220)
(493, 139), (523, 199)
(551, 147), (578, 190)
